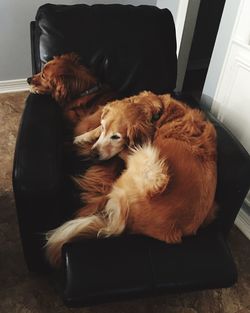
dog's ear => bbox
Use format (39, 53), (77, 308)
(101, 106), (110, 120)
(51, 72), (91, 103)
(126, 102), (156, 146)
(51, 75), (75, 103)
(159, 95), (186, 123)
(127, 121), (153, 146)
(136, 92), (164, 123)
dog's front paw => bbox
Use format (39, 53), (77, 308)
(73, 134), (89, 145)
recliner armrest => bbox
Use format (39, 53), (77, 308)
(173, 93), (250, 236)
(208, 111), (250, 235)
(13, 94), (68, 272)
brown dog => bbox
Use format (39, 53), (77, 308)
(27, 53), (116, 138)
(46, 91), (217, 266)
(27, 52), (125, 228)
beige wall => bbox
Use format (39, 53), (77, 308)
(0, 0), (157, 81)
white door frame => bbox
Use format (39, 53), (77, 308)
(203, 0), (250, 239)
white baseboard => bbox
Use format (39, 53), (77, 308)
(235, 208), (250, 240)
(0, 79), (29, 94)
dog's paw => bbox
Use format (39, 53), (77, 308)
(73, 134), (89, 145)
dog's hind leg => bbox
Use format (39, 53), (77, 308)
(75, 195), (108, 218)
(46, 189), (127, 266)
(164, 223), (183, 244)
(98, 187), (129, 237)
(142, 220), (183, 244)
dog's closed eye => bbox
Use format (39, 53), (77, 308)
(110, 134), (121, 140)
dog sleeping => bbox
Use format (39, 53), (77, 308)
(27, 52), (116, 140)
(45, 91), (217, 266)
(27, 52), (125, 221)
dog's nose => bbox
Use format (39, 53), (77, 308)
(27, 77), (32, 85)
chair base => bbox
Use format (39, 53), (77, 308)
(62, 229), (237, 307)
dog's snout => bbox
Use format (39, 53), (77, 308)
(91, 147), (100, 159)
(27, 77), (32, 85)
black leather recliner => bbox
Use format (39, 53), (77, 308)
(13, 4), (250, 307)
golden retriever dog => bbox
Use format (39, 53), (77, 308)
(27, 52), (125, 241)
(74, 91), (163, 157)
(27, 52), (116, 139)
(46, 91), (217, 266)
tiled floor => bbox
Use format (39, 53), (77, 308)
(0, 91), (249, 313)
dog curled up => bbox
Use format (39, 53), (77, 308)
(27, 51), (126, 153)
(27, 52), (125, 224)
(46, 91), (217, 266)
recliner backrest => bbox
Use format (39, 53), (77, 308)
(30, 3), (250, 237)
(31, 3), (177, 97)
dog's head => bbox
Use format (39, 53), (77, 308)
(27, 53), (96, 104)
(92, 91), (163, 160)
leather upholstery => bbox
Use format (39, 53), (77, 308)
(63, 229), (236, 306)
(13, 3), (250, 306)
(208, 112), (250, 234)
(33, 4), (177, 96)
(13, 94), (71, 272)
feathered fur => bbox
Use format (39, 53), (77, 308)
(46, 91), (217, 266)
(28, 52), (116, 137)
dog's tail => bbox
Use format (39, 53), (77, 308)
(45, 215), (105, 266)
(45, 201), (127, 266)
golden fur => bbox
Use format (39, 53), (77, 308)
(28, 54), (128, 256)
(28, 53), (115, 138)
(46, 91), (217, 266)
(74, 90), (163, 154)
(28, 53), (125, 223)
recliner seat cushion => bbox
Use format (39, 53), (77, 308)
(62, 229), (237, 306)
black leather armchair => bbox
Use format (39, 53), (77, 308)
(13, 4), (250, 307)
